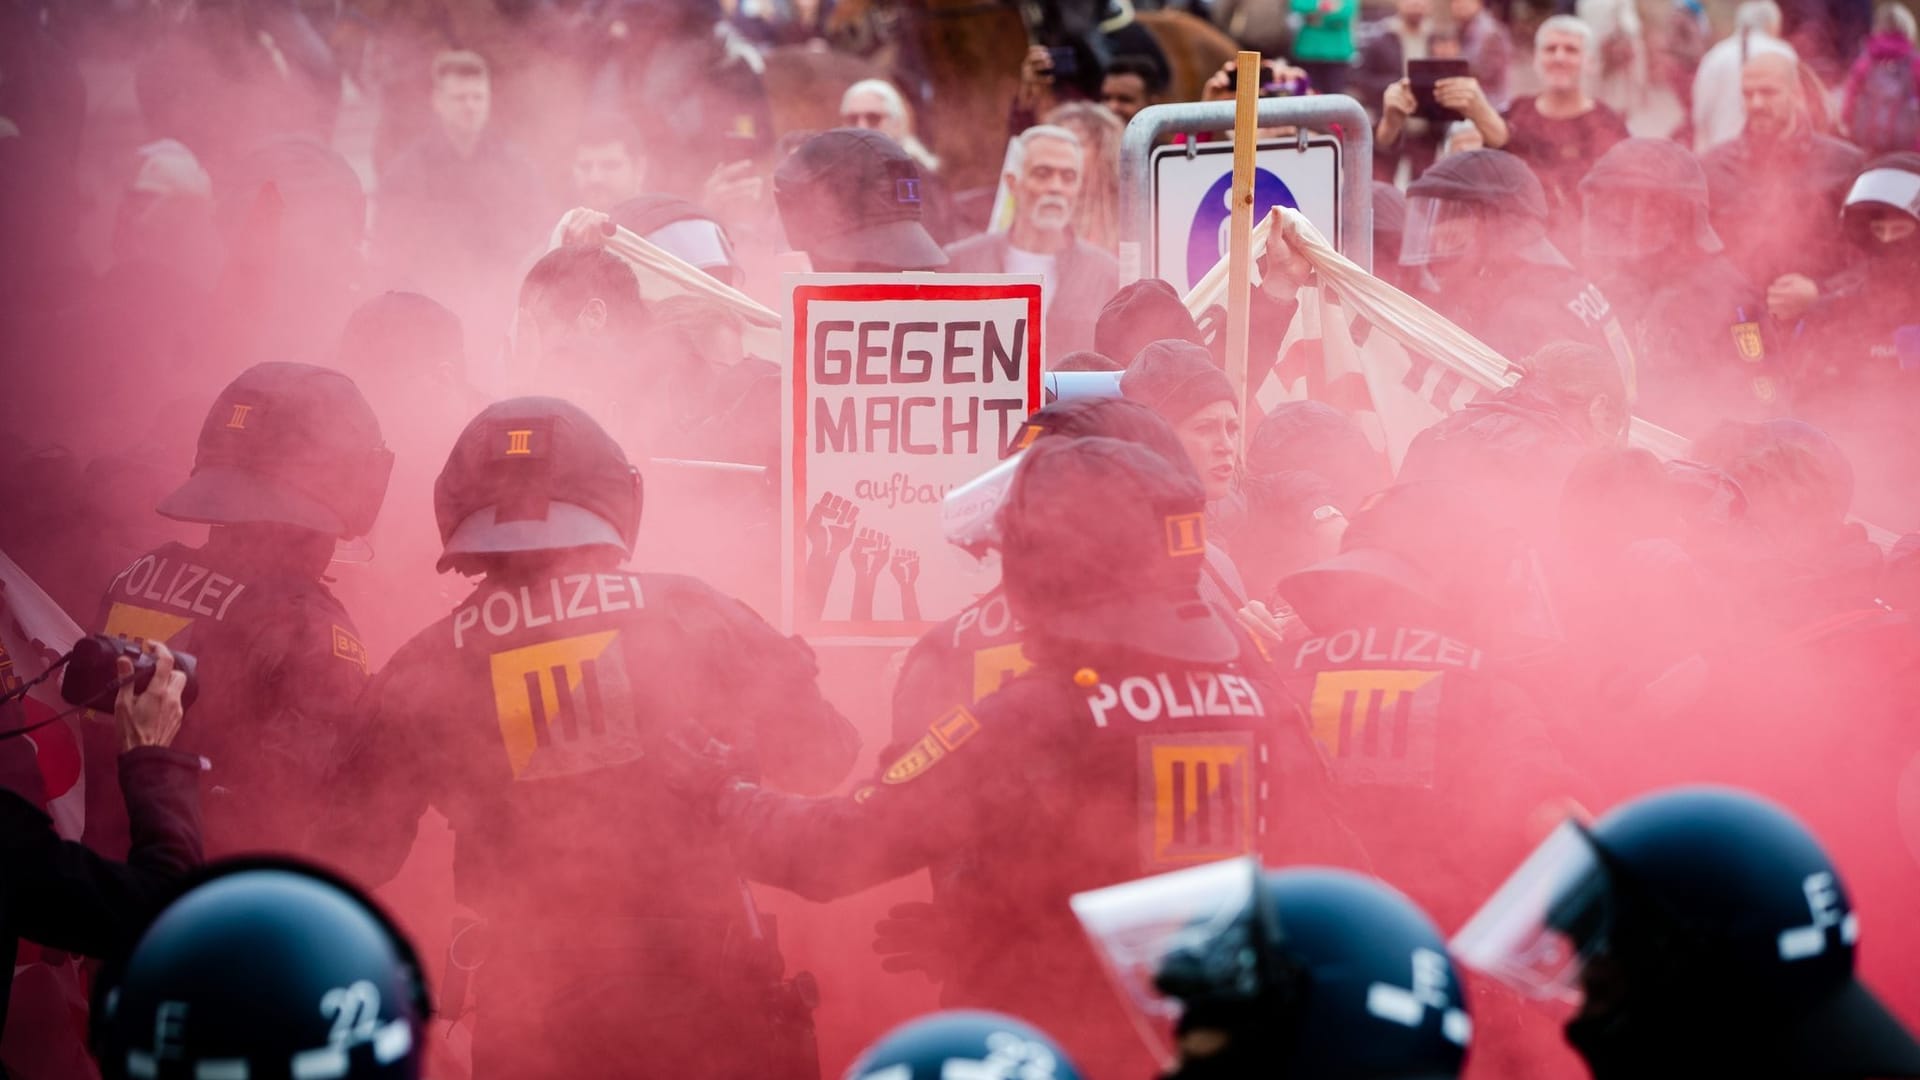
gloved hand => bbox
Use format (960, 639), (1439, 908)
(872, 900), (953, 983)
(654, 721), (751, 823)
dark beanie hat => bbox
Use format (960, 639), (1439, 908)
(1121, 340), (1236, 425)
(1095, 279), (1205, 365)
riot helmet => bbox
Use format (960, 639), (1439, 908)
(1402, 150), (1566, 271)
(158, 362), (393, 539)
(92, 858), (432, 1080)
(941, 396), (1196, 555)
(1579, 137), (1723, 261)
(1841, 152), (1920, 251)
(434, 397), (642, 574)
(1074, 859), (1471, 1079)
(996, 435), (1235, 663)
(844, 1010), (1086, 1080)
(1453, 785), (1920, 1077)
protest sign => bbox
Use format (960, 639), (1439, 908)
(782, 276), (1043, 642)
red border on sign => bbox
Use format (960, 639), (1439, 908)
(791, 280), (1045, 638)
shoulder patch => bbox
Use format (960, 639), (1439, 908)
(882, 705), (980, 784)
(331, 625), (369, 673)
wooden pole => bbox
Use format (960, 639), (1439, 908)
(1225, 50), (1260, 450)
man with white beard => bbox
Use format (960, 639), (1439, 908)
(943, 125), (1119, 362)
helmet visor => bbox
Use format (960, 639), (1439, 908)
(1842, 168), (1920, 247)
(940, 454), (1022, 553)
(1399, 197), (1489, 267)
(1450, 820), (1613, 1009)
(1070, 857), (1265, 1069)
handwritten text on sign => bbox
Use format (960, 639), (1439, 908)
(783, 277), (1043, 641)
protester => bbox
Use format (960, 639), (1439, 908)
(1701, 51), (1866, 322)
(1481, 16), (1632, 237)
(1289, 0), (1360, 96)
(1450, 0), (1514, 112)
(1099, 54), (1165, 125)
(1839, 3), (1920, 154)
(1692, 1), (1799, 152)
(569, 114), (650, 211)
(1042, 102), (1123, 252)
(943, 125), (1117, 360)
(374, 51), (547, 305)
(1357, 0), (1437, 180)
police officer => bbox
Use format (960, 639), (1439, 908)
(845, 1010), (1085, 1080)
(1577, 137), (1773, 434)
(90, 362), (392, 857)
(1272, 482), (1578, 929)
(1797, 152), (1920, 523)
(681, 435), (1336, 1079)
(90, 858), (431, 1080)
(1071, 858), (1471, 1079)
(313, 397), (858, 1077)
(1397, 149), (1636, 384)
(875, 397), (1262, 982)
(1454, 786), (1920, 1077)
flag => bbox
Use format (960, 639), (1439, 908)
(546, 211), (784, 358)
(1185, 207), (1691, 470)
(0, 548), (86, 840)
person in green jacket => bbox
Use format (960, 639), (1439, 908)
(1292, 0), (1358, 95)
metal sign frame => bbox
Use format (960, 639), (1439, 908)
(1119, 96), (1375, 281)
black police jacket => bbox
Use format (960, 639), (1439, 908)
(722, 624), (1346, 1076)
(1, 746), (203, 1029)
(89, 536), (369, 858)
(313, 565), (860, 933)
(1276, 621), (1575, 928)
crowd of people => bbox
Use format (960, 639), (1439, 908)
(2, 0), (1919, 1075)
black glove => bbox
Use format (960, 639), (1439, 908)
(871, 900), (953, 983)
(654, 721), (750, 823)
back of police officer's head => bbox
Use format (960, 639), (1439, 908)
(1074, 861), (1470, 1080)
(996, 435), (1231, 661)
(157, 362), (393, 568)
(1519, 340), (1628, 449)
(433, 397), (641, 577)
(1455, 786), (1920, 1078)
(93, 859), (430, 1080)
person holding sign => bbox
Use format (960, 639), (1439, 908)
(670, 435), (1344, 1080)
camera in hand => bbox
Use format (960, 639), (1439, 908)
(60, 635), (199, 712)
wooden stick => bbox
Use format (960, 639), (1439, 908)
(1225, 50), (1260, 451)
